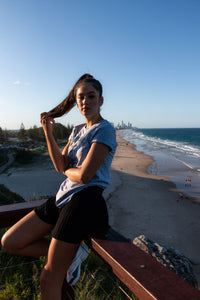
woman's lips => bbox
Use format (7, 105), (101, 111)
(82, 106), (90, 112)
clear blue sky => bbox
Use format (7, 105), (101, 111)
(1, 0), (200, 130)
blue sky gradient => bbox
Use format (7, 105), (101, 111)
(1, 0), (200, 129)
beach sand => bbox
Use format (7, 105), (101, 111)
(104, 133), (200, 285)
(1, 134), (200, 284)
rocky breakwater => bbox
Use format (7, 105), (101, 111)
(133, 235), (198, 287)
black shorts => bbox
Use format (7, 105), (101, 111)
(34, 186), (109, 244)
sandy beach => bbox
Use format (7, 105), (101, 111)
(105, 133), (200, 285)
(1, 133), (200, 284)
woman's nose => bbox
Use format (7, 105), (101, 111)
(82, 96), (89, 103)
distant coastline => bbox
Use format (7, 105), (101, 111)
(118, 128), (200, 202)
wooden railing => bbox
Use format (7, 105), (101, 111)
(1, 200), (200, 300)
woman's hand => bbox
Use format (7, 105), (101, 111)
(40, 112), (55, 135)
(40, 112), (69, 172)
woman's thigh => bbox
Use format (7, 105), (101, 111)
(1, 210), (53, 250)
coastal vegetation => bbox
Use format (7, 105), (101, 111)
(0, 151), (8, 166)
(0, 122), (73, 180)
(15, 149), (34, 164)
(0, 185), (24, 205)
(0, 127), (9, 145)
(0, 122), (73, 146)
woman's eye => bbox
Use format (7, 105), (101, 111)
(77, 94), (95, 102)
(78, 96), (84, 101)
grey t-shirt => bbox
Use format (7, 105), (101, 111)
(56, 119), (117, 207)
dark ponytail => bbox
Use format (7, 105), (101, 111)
(47, 73), (102, 119)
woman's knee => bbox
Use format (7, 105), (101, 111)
(1, 232), (16, 254)
(40, 267), (63, 295)
(1, 229), (25, 254)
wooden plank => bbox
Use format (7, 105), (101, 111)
(88, 228), (200, 300)
(0, 200), (46, 227)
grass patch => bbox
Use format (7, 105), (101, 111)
(15, 150), (34, 164)
(0, 185), (24, 205)
(0, 237), (137, 300)
(0, 228), (45, 300)
(0, 152), (8, 166)
(10, 150), (51, 170)
(75, 250), (138, 299)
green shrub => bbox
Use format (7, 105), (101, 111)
(0, 151), (8, 165)
(15, 150), (33, 164)
(0, 185), (24, 205)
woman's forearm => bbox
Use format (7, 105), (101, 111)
(64, 167), (87, 184)
(45, 131), (67, 172)
(40, 113), (68, 172)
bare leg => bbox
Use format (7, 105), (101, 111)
(40, 238), (79, 300)
(1, 210), (80, 299)
(1, 210), (53, 256)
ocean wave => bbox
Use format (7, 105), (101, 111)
(173, 158), (195, 170)
(120, 129), (200, 159)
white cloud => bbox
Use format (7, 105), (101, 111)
(12, 81), (31, 86)
(13, 80), (21, 85)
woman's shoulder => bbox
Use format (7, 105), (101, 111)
(96, 120), (116, 135)
(91, 120), (116, 140)
(95, 119), (115, 130)
(91, 120), (117, 150)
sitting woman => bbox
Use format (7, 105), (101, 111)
(1, 73), (117, 300)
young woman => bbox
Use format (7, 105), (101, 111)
(1, 74), (117, 299)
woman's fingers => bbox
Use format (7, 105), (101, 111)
(49, 117), (55, 124)
(40, 112), (55, 125)
(40, 112), (48, 123)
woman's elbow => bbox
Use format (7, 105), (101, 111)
(79, 173), (91, 184)
(56, 162), (69, 173)
(55, 166), (65, 173)
(55, 156), (67, 173)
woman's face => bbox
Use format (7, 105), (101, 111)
(76, 83), (103, 118)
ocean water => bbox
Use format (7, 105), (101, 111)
(119, 128), (200, 200)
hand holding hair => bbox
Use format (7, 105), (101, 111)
(40, 112), (55, 134)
